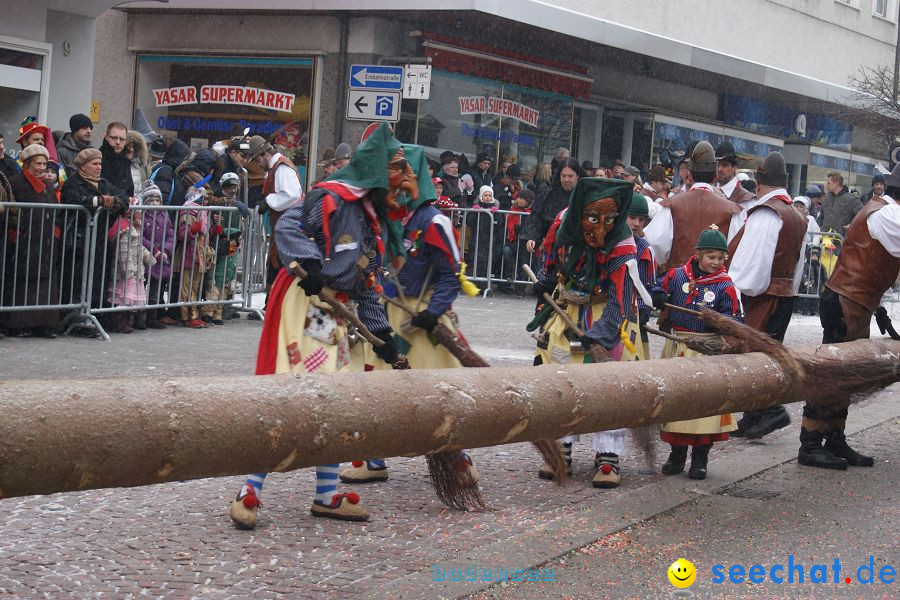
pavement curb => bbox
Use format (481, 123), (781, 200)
(369, 390), (898, 599)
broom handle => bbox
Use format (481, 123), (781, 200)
(664, 302), (703, 317)
(643, 326), (683, 342)
(521, 264), (585, 337)
(288, 261), (384, 348)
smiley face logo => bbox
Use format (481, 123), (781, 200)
(668, 558), (696, 588)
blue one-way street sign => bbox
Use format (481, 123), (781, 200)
(349, 65), (404, 90)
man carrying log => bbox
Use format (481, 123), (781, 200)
(528, 177), (652, 488)
(797, 164), (900, 469)
(228, 124), (416, 528)
(338, 144), (482, 488)
(726, 151), (807, 439)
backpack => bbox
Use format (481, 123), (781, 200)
(149, 163), (184, 205)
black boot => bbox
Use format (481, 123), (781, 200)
(661, 445), (688, 475)
(824, 425), (874, 467)
(133, 311), (147, 330)
(744, 406), (791, 439)
(688, 444), (711, 480)
(798, 424), (848, 470)
(731, 411), (760, 437)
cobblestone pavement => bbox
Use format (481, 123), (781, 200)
(0, 293), (897, 598)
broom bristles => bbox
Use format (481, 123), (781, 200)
(532, 438), (568, 485)
(425, 451), (488, 511)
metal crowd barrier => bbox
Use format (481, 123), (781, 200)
(1, 202), (269, 341)
(0, 202), (97, 335)
(795, 230), (844, 315)
(442, 207), (542, 297)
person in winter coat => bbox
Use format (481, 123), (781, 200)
(173, 188), (213, 328)
(1, 144), (61, 338)
(99, 122), (135, 197)
(106, 204), (156, 333)
(470, 153), (494, 201)
(56, 114), (93, 176)
(180, 148), (219, 196)
(522, 157), (583, 255)
(140, 181), (175, 329)
(126, 130), (151, 196)
(201, 172), (245, 325)
(465, 185), (502, 279)
(60, 148), (130, 320)
(148, 138), (191, 205)
(818, 172), (862, 232)
(528, 161), (552, 198)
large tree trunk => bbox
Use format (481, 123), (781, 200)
(0, 339), (897, 499)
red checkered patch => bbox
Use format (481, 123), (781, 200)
(303, 347), (328, 373)
(287, 341), (301, 366)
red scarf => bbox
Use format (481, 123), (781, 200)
(23, 169), (47, 196)
(680, 257), (731, 305)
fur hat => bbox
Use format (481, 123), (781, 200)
(74, 147), (102, 168)
(20, 144), (49, 162)
(127, 130), (149, 166)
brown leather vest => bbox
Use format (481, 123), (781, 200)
(727, 194), (807, 297)
(659, 186), (740, 268)
(827, 199), (900, 312)
(262, 155), (300, 268)
(727, 183), (755, 207)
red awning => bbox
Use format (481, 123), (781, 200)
(422, 33), (592, 100)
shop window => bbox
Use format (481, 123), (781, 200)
(0, 43), (47, 150)
(498, 83), (573, 178)
(135, 54), (316, 172)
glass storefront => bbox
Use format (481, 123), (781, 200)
(407, 70), (574, 177)
(783, 144), (886, 196)
(650, 114), (783, 185)
(0, 43), (48, 153)
(134, 54), (317, 172)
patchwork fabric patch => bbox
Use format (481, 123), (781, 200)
(303, 347), (329, 373)
(304, 305), (338, 344)
(335, 336), (351, 370)
(287, 341), (302, 366)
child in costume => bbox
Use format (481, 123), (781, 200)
(229, 124), (412, 528)
(339, 144), (481, 486)
(528, 178), (652, 488)
(654, 226), (741, 479)
(627, 192), (656, 359)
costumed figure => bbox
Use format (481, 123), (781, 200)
(726, 152), (807, 439)
(338, 144), (482, 495)
(528, 178), (652, 488)
(797, 164), (900, 469)
(654, 226), (741, 479)
(228, 124), (413, 528)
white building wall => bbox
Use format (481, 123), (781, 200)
(45, 10), (96, 131)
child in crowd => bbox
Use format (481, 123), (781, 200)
(502, 188), (533, 291)
(653, 226), (741, 479)
(107, 201), (156, 333)
(466, 185), (501, 279)
(140, 181), (175, 329)
(174, 188), (213, 328)
(627, 192), (656, 359)
(201, 172), (243, 325)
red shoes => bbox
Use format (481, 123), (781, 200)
(184, 319), (208, 328)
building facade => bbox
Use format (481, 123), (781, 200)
(5, 2), (896, 196)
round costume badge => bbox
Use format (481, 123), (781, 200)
(703, 290), (716, 303)
(682, 282), (691, 293)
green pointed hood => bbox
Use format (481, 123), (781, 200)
(324, 123), (401, 205)
(398, 143), (437, 211)
(555, 177), (635, 286)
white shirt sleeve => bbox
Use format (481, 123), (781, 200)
(728, 211), (744, 243)
(643, 206), (673, 266)
(728, 207), (782, 297)
(867, 204), (900, 258)
(266, 164), (302, 211)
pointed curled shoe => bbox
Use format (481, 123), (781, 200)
(229, 488), (262, 530)
(459, 453), (480, 486)
(310, 492), (370, 522)
(339, 461), (389, 483)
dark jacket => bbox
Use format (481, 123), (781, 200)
(60, 173), (129, 308)
(57, 132), (92, 175)
(100, 139), (135, 197)
(521, 184), (571, 246)
(817, 186), (862, 232)
(0, 155), (20, 181)
(151, 139), (191, 206)
(180, 149), (219, 196)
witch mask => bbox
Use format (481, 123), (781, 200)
(581, 197), (618, 248)
(384, 148), (419, 210)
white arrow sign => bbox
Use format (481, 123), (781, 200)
(348, 65), (404, 90)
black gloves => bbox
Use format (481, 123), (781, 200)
(651, 292), (668, 311)
(578, 334), (597, 350)
(532, 279), (554, 299)
(297, 260), (324, 296)
(372, 329), (399, 364)
(410, 310), (439, 332)
(875, 306), (900, 340)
